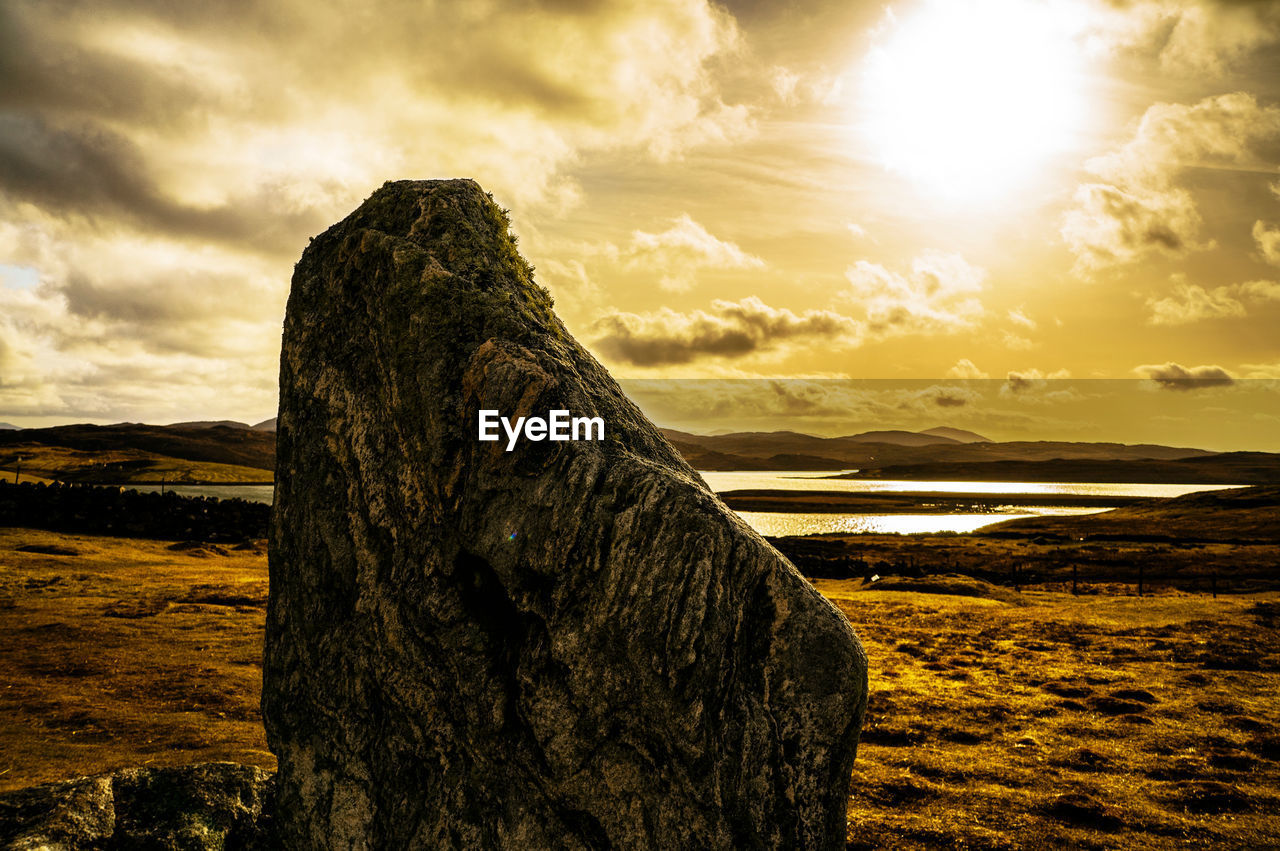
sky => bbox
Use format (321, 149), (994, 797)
(0, 0), (1278, 447)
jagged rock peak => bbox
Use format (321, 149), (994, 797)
(266, 178), (868, 850)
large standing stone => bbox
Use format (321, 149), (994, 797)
(265, 179), (868, 849)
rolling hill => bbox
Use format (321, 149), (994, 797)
(982, 484), (1280, 542)
(663, 428), (1219, 472)
(0, 424), (275, 478)
(834, 453), (1280, 485)
(919, 426), (991, 443)
(1, 421), (1273, 485)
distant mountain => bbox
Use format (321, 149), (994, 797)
(837, 453), (1280, 485)
(0, 423), (275, 471)
(0, 423), (20, 430)
(4, 421), (1262, 484)
(840, 429), (960, 446)
(167, 420), (252, 430)
(661, 428), (1215, 471)
(920, 426), (991, 443)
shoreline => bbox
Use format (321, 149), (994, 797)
(718, 488), (1144, 514)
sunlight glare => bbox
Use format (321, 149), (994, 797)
(860, 0), (1092, 203)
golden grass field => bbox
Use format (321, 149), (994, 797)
(2, 528), (1277, 848)
(0, 444), (271, 485)
(0, 529), (272, 791)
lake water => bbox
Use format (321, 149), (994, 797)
(130, 484), (275, 504)
(702, 471), (1239, 535)
(737, 507), (1107, 537)
(697, 471), (1240, 499)
(127, 473), (1240, 536)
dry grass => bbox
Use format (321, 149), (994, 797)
(0, 469), (56, 485)
(2, 527), (1278, 848)
(0, 445), (271, 484)
(816, 580), (1280, 849)
(0, 528), (272, 792)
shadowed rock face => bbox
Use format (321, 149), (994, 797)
(265, 179), (868, 849)
(0, 763), (274, 849)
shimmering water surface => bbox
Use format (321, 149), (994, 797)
(131, 484), (274, 504)
(130, 473), (1240, 536)
(698, 471), (1240, 499)
(701, 471), (1238, 535)
(738, 507), (1107, 537)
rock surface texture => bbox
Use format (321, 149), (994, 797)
(0, 763), (274, 850)
(265, 179), (868, 849)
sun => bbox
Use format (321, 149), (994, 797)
(860, 0), (1092, 203)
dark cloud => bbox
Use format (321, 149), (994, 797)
(0, 4), (220, 124)
(1136, 361), (1236, 390)
(999, 370), (1078, 402)
(592, 296), (860, 366)
(0, 115), (328, 251)
(1003, 372), (1042, 395)
(60, 271), (273, 325)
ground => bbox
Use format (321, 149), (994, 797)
(1, 528), (1278, 848)
(822, 580), (1280, 849)
(0, 444), (271, 484)
(0, 529), (272, 791)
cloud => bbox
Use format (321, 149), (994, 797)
(1239, 280), (1280, 301)
(1240, 362), (1280, 379)
(764, 65), (845, 107)
(1001, 369), (1071, 396)
(1061, 182), (1205, 271)
(1062, 92), (1280, 274)
(1146, 278), (1245, 324)
(1001, 332), (1035, 351)
(1084, 1), (1280, 76)
(0, 114), (329, 251)
(591, 249), (988, 368)
(1086, 92), (1280, 181)
(909, 385), (976, 409)
(1134, 361), (1235, 390)
(1255, 220), (1280, 266)
(538, 258), (599, 306)
(622, 379), (872, 427)
(890, 383), (981, 413)
(620, 215), (763, 292)
(591, 296), (860, 367)
(1007, 308), (1036, 330)
(0, 0), (755, 420)
(619, 379), (981, 434)
(0, 213), (287, 420)
(997, 369), (1086, 405)
(769, 66), (802, 103)
(946, 359), (988, 379)
(1145, 275), (1280, 324)
(843, 251), (986, 334)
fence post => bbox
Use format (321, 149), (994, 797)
(1212, 573), (1217, 599)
